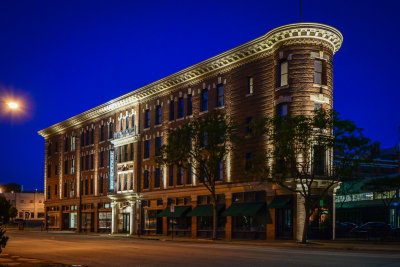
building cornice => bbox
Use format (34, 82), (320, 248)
(38, 22), (343, 138)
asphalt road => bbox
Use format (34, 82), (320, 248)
(3, 231), (400, 267)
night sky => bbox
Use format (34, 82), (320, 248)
(0, 0), (399, 191)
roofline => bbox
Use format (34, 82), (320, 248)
(38, 22), (343, 138)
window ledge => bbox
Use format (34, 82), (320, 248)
(275, 85), (289, 91)
(313, 84), (329, 89)
(176, 117), (184, 121)
(154, 124), (162, 128)
(199, 110), (209, 115)
(214, 106), (224, 110)
(245, 93), (253, 97)
(186, 115), (193, 119)
(143, 127), (150, 131)
(143, 158), (150, 161)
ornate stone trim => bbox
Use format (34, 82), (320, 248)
(38, 23), (343, 138)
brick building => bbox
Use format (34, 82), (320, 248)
(38, 22), (343, 240)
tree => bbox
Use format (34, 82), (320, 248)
(250, 109), (372, 243)
(156, 111), (238, 240)
(0, 195), (12, 254)
(361, 175), (400, 224)
(1, 183), (22, 193)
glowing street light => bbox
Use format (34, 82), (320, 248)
(7, 102), (19, 110)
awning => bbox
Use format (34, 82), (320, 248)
(186, 204), (224, 217)
(221, 203), (264, 216)
(267, 197), (291, 209)
(338, 200), (385, 209)
(157, 206), (191, 218)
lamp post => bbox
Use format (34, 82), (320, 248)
(0, 98), (21, 112)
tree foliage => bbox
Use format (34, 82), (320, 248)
(156, 111), (238, 240)
(250, 109), (372, 243)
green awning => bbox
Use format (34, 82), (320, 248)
(186, 204), (224, 217)
(268, 197), (291, 209)
(338, 200), (385, 209)
(157, 206), (191, 217)
(221, 203), (264, 216)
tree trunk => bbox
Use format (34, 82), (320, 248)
(212, 197), (217, 240)
(301, 203), (310, 244)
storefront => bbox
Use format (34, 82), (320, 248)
(187, 204), (225, 238)
(47, 212), (60, 229)
(268, 196), (293, 239)
(143, 209), (163, 235)
(98, 211), (112, 232)
(157, 206), (191, 237)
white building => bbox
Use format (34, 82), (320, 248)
(3, 191), (45, 220)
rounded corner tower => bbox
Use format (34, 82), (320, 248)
(267, 22), (343, 116)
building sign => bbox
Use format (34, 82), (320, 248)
(109, 150), (115, 191)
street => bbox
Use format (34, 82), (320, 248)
(2, 231), (400, 267)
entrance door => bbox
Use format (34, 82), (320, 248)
(122, 213), (130, 233)
(276, 208), (293, 239)
(156, 216), (163, 234)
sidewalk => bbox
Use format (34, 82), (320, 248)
(105, 233), (400, 253)
(0, 254), (68, 266)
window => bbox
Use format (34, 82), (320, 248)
(85, 179), (88, 195)
(169, 100), (175, 121)
(120, 118), (123, 131)
(216, 84), (224, 107)
(48, 143), (52, 156)
(118, 147), (122, 163)
(64, 160), (68, 175)
(186, 164), (192, 184)
(55, 165), (58, 176)
(246, 117), (253, 135)
(217, 161), (223, 181)
(81, 132), (85, 147)
(177, 98), (184, 118)
(143, 170), (149, 189)
(276, 103), (288, 116)
(100, 125), (105, 141)
(131, 115), (135, 131)
(247, 76), (254, 94)
(126, 116), (129, 130)
(64, 182), (68, 198)
(144, 110), (150, 128)
(86, 131), (90, 146)
(80, 156), (84, 171)
(245, 153), (253, 171)
(70, 181), (74, 197)
(47, 165), (51, 178)
(130, 172), (133, 190)
(99, 176), (103, 194)
(100, 151), (104, 168)
(47, 186), (51, 199)
(314, 102), (322, 112)
(124, 144), (128, 162)
(314, 60), (326, 85)
(177, 166), (183, 185)
(118, 174), (121, 191)
(65, 137), (69, 152)
(278, 61), (288, 87)
(155, 105), (162, 125)
(201, 89), (208, 112)
(55, 142), (58, 152)
(91, 130), (94, 144)
(109, 122), (113, 139)
(55, 184), (58, 195)
(155, 168), (161, 188)
(85, 155), (89, 171)
(144, 140), (150, 159)
(71, 136), (76, 151)
(90, 154), (94, 170)
(187, 95), (192, 116)
(71, 159), (75, 174)
(313, 146), (326, 176)
(155, 137), (161, 157)
(130, 143), (134, 161)
(169, 166), (174, 186)
(91, 178), (94, 194)
(124, 173), (127, 191)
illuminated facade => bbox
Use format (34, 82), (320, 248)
(38, 23), (342, 240)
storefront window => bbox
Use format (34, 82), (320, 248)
(98, 211), (112, 230)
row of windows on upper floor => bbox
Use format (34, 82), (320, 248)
(47, 151), (109, 178)
(277, 59), (328, 88)
(47, 175), (108, 200)
(47, 124), (114, 156)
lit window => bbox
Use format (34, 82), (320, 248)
(278, 61), (288, 87)
(247, 77), (254, 94)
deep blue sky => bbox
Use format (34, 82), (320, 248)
(0, 0), (399, 190)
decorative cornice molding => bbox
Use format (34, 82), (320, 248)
(38, 22), (343, 138)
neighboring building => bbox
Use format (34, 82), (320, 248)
(38, 22), (343, 240)
(2, 191), (45, 220)
(336, 146), (400, 227)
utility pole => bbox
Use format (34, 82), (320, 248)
(300, 0), (303, 22)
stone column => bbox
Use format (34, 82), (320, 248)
(111, 202), (118, 234)
(296, 193), (305, 242)
(332, 193), (336, 240)
(129, 201), (135, 235)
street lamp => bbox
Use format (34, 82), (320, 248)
(7, 102), (19, 110)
